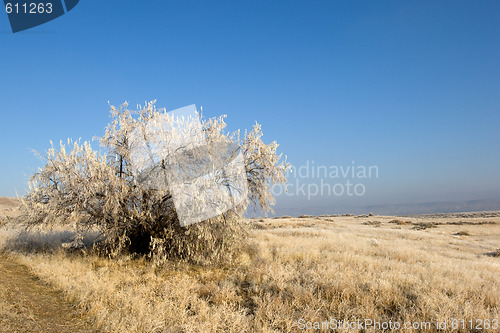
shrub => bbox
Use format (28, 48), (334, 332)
(411, 222), (437, 230)
(363, 220), (381, 226)
(485, 248), (500, 257)
(388, 219), (408, 225)
(21, 101), (288, 263)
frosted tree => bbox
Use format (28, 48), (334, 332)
(21, 101), (289, 263)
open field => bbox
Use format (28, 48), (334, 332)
(0, 254), (99, 333)
(0, 198), (499, 332)
(0, 198), (99, 333)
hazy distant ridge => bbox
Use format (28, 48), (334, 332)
(267, 199), (500, 217)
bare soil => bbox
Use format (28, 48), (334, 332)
(0, 254), (99, 333)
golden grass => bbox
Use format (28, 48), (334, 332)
(0, 254), (98, 333)
(1, 214), (499, 332)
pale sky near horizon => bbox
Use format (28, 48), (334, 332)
(1, 1), (499, 214)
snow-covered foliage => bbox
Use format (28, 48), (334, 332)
(21, 101), (289, 263)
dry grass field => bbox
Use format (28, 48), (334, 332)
(0, 197), (499, 332)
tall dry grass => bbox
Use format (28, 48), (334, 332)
(1, 215), (499, 332)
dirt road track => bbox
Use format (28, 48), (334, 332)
(0, 254), (99, 333)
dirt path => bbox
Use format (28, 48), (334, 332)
(0, 254), (99, 333)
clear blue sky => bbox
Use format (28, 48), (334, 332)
(1, 1), (499, 213)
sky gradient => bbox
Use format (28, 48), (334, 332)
(1, 1), (499, 214)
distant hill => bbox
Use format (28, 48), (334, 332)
(0, 197), (21, 208)
(361, 199), (500, 216)
(263, 198), (500, 217)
